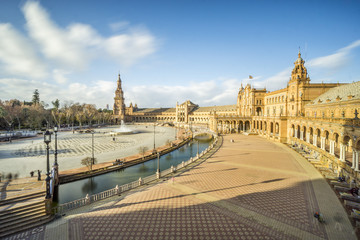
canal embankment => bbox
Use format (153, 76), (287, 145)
(58, 136), (193, 184)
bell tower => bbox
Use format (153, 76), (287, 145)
(289, 50), (310, 84)
(287, 50), (310, 116)
(113, 74), (125, 121)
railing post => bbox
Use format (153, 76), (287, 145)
(171, 165), (174, 173)
(115, 185), (119, 195)
(85, 194), (90, 205)
(138, 177), (142, 186)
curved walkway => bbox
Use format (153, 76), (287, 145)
(8, 134), (356, 240)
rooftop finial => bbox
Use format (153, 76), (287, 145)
(298, 47), (301, 58)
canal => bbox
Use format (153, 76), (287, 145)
(55, 138), (212, 204)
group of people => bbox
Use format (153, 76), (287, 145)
(30, 170), (42, 180)
(113, 159), (124, 165)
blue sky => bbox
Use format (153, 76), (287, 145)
(0, 0), (359, 108)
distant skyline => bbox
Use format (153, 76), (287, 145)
(0, 0), (359, 109)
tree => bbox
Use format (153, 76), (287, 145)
(81, 156), (97, 170)
(75, 106), (85, 127)
(32, 89), (40, 105)
(52, 99), (60, 109)
(51, 99), (63, 127)
(138, 146), (148, 160)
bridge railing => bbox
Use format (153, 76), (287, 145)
(53, 135), (219, 215)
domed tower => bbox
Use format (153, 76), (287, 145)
(290, 50), (310, 84)
(287, 50), (310, 116)
(113, 74), (126, 122)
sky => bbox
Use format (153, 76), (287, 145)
(0, 0), (359, 109)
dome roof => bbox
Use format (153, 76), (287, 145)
(294, 52), (304, 65)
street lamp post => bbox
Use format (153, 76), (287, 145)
(91, 130), (94, 170)
(153, 124), (156, 152)
(197, 140), (199, 157)
(174, 126), (177, 140)
(44, 130), (51, 199)
(156, 152), (160, 178)
(54, 126), (58, 167)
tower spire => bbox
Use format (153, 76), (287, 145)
(113, 73), (125, 121)
(117, 73), (122, 89)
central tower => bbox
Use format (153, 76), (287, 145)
(113, 74), (125, 122)
(287, 50), (311, 116)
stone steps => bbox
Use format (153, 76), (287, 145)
(0, 191), (45, 207)
(0, 193), (53, 238)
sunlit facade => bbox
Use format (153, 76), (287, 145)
(114, 51), (360, 180)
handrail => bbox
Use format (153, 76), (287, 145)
(53, 135), (219, 215)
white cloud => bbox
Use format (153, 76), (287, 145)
(259, 68), (291, 91)
(22, 1), (91, 69)
(21, 1), (157, 69)
(109, 21), (130, 32)
(67, 23), (103, 47)
(52, 69), (70, 84)
(307, 51), (348, 70)
(0, 23), (47, 79)
(0, 77), (53, 103)
(0, 77), (116, 109)
(103, 28), (156, 66)
(125, 78), (241, 108)
(307, 39), (360, 70)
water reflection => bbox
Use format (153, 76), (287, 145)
(56, 139), (211, 204)
(138, 163), (149, 173)
(81, 178), (98, 194)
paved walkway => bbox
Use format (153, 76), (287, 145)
(7, 134), (356, 240)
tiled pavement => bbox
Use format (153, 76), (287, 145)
(7, 134), (357, 240)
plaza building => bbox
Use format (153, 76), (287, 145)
(113, 51), (360, 180)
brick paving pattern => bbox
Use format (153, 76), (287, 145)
(7, 134), (356, 240)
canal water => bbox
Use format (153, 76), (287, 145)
(55, 138), (212, 204)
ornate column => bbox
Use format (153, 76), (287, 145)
(352, 150), (356, 169)
(339, 143), (343, 161)
(306, 132), (310, 143)
(295, 129), (298, 139)
(300, 131), (304, 141)
(321, 137), (326, 150)
(355, 150), (359, 172)
(330, 140), (335, 155)
(313, 135), (317, 147)
(339, 143), (346, 162)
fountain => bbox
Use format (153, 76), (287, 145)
(110, 120), (135, 135)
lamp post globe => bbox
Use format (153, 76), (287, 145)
(44, 130), (51, 144)
(44, 130), (51, 199)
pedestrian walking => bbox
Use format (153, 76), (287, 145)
(37, 170), (41, 181)
(30, 171), (34, 177)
